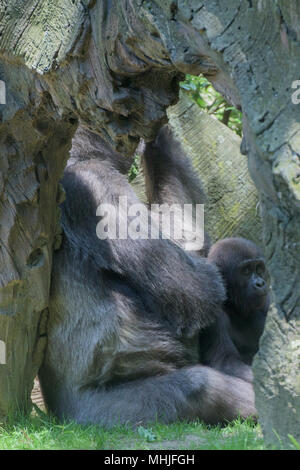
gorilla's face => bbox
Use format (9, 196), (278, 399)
(236, 258), (269, 313)
(208, 237), (270, 320)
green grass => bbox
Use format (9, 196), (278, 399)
(0, 413), (269, 450)
(1, 410), (299, 450)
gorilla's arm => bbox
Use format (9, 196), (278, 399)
(60, 159), (221, 336)
(199, 312), (254, 383)
(142, 125), (207, 207)
(142, 125), (210, 256)
(227, 309), (268, 365)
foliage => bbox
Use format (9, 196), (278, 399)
(288, 434), (300, 450)
(128, 154), (140, 182)
(0, 413), (271, 450)
(180, 75), (243, 136)
(2, 411), (299, 450)
(137, 426), (157, 442)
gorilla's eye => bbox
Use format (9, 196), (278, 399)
(242, 266), (251, 276)
(256, 264), (265, 276)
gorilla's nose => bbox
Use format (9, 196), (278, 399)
(255, 278), (266, 290)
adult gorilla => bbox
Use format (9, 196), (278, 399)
(39, 126), (255, 427)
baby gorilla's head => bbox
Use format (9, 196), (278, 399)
(208, 237), (270, 318)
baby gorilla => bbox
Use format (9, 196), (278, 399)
(208, 238), (270, 364)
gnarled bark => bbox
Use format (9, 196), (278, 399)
(0, 61), (77, 416)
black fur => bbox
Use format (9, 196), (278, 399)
(39, 127), (256, 427)
(208, 237), (270, 364)
(142, 125), (211, 256)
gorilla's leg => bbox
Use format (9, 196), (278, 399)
(42, 366), (255, 427)
(40, 238), (255, 427)
(142, 125), (211, 255)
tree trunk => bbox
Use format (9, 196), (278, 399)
(0, 62), (77, 416)
(0, 0), (299, 447)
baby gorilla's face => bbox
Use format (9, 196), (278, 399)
(207, 237), (270, 320)
(237, 258), (269, 312)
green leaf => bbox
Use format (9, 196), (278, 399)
(196, 97), (207, 108)
(288, 434), (300, 450)
(180, 83), (193, 91)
